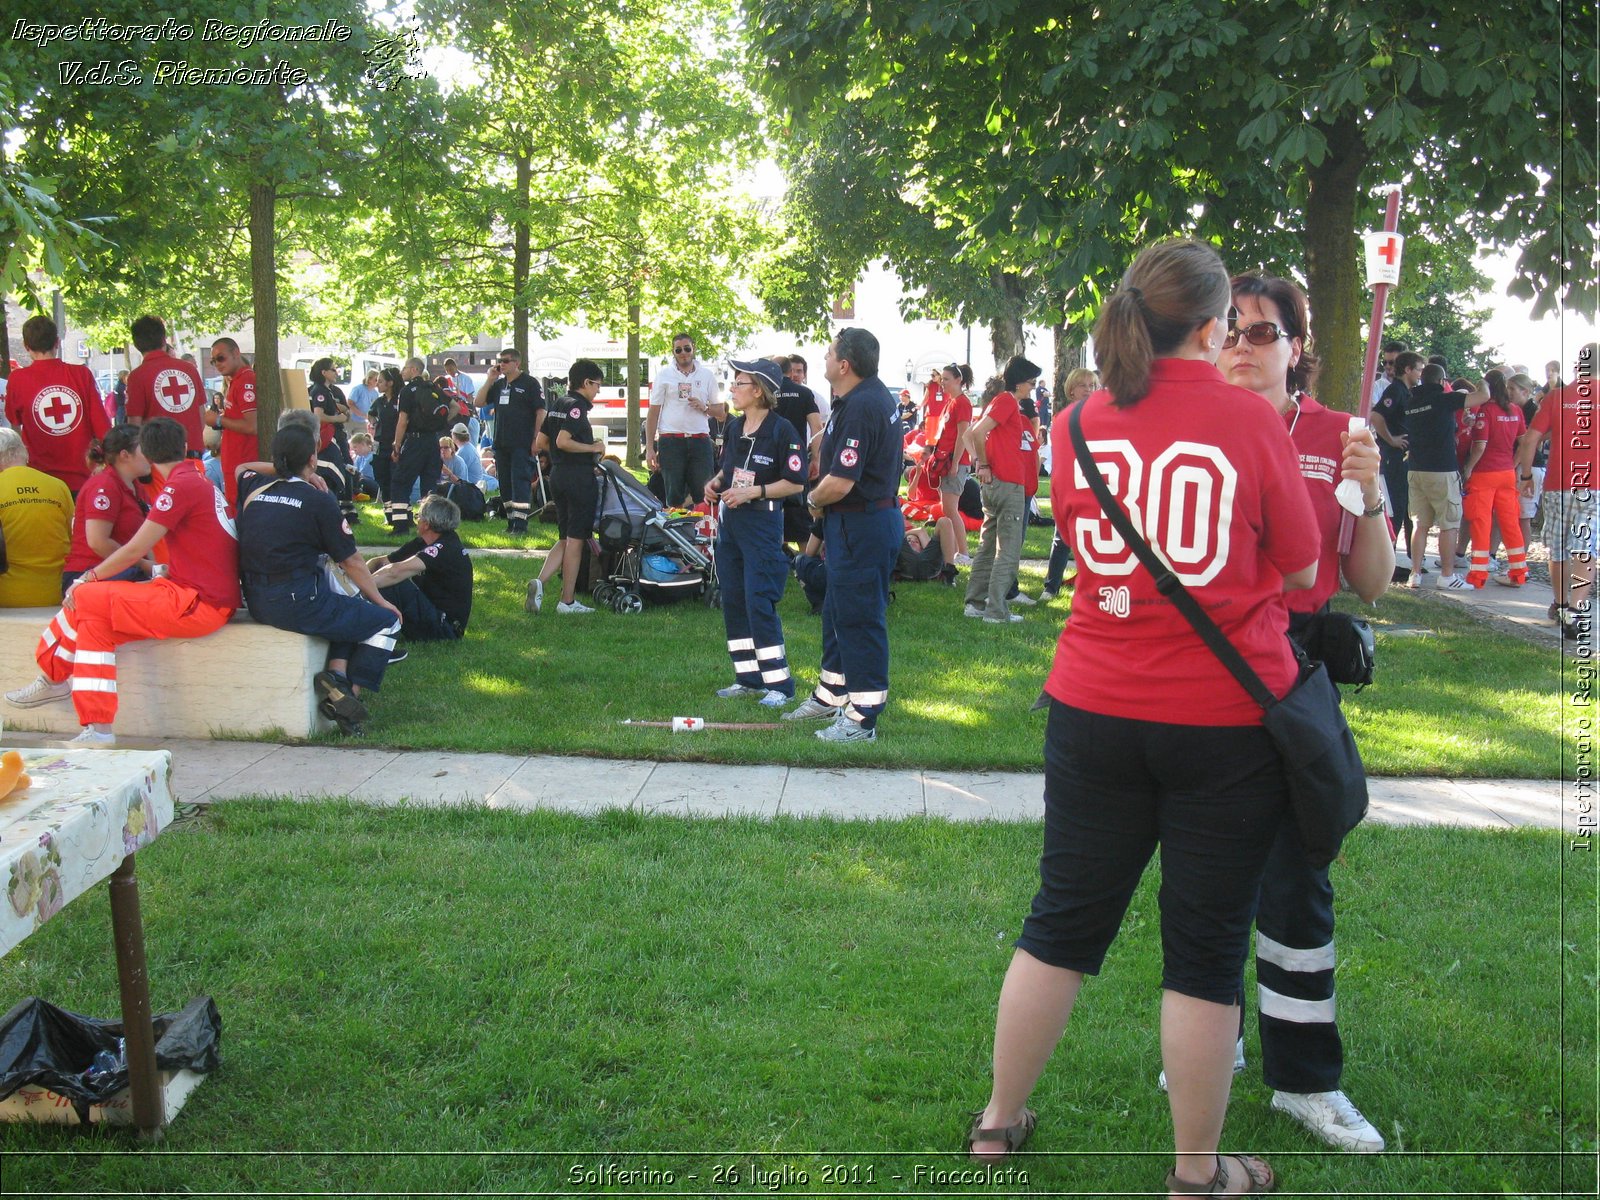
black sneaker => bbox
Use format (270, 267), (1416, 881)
(318, 698), (364, 737)
(314, 670), (370, 725)
(389, 646), (408, 664)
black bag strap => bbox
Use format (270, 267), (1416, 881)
(1067, 400), (1278, 711)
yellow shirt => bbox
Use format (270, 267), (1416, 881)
(0, 465), (73, 607)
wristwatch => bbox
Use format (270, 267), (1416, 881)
(1361, 501), (1386, 518)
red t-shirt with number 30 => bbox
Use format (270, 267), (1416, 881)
(1045, 359), (1318, 726)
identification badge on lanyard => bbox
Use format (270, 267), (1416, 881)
(731, 467), (756, 490)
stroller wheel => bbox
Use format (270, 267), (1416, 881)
(621, 592), (644, 615)
(704, 583), (721, 609)
(594, 582), (613, 605)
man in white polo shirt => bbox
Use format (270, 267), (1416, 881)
(646, 332), (724, 507)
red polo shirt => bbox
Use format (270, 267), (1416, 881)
(127, 349), (207, 453)
(4, 358), (111, 492)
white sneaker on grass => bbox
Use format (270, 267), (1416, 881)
(782, 697), (842, 721)
(68, 727), (116, 747)
(556, 599), (595, 614)
(1157, 1038), (1245, 1092)
(758, 690), (789, 708)
(1270, 1089), (1385, 1153)
(5, 676), (70, 708)
(1009, 592), (1038, 607)
(526, 578), (544, 613)
(983, 612), (1024, 624)
(953, 552), (973, 567)
(963, 603), (986, 619)
(716, 684), (764, 699)
(815, 714), (876, 742)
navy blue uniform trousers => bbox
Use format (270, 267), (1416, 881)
(716, 503), (793, 697)
(388, 435), (440, 529)
(245, 571), (400, 692)
(812, 505), (901, 728)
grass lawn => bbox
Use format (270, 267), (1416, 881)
(0, 803), (1591, 1194)
(328, 548), (1569, 778)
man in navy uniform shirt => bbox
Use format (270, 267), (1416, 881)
(479, 348), (545, 534)
(781, 327), (903, 742)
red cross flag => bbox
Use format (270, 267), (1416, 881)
(1362, 232), (1405, 288)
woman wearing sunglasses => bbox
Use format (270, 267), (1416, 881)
(970, 240), (1319, 1197)
(1216, 271), (1391, 1155)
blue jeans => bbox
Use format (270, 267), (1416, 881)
(1044, 531), (1073, 591)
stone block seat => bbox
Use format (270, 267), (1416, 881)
(0, 606), (332, 739)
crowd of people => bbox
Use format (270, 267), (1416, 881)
(0, 273), (1592, 1192)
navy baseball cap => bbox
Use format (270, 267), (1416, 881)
(729, 358), (783, 392)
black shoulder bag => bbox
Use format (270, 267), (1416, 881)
(1068, 402), (1368, 869)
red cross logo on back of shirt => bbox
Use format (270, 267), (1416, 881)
(33, 385), (81, 434)
(155, 368), (196, 414)
(1378, 237), (1399, 265)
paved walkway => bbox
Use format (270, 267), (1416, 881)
(0, 733), (1569, 832)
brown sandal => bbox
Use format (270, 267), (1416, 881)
(965, 1107), (1037, 1162)
(1165, 1153), (1275, 1197)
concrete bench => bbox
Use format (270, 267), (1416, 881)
(0, 606), (332, 739)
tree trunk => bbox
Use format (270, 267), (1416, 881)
(625, 295), (643, 470)
(406, 311), (416, 361)
(987, 270), (1027, 367)
(513, 152), (532, 360)
(0, 296), (10, 378)
(1304, 116), (1370, 414)
(248, 181), (282, 436)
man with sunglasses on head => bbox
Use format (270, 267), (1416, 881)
(1370, 347), (1416, 563)
(647, 334), (725, 508)
(206, 338), (257, 509)
(480, 348), (544, 534)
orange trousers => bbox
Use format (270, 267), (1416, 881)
(1463, 468), (1527, 587)
(36, 578), (234, 726)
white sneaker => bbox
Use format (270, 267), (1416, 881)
(1009, 591), (1038, 607)
(983, 612), (1024, 624)
(1436, 574), (1470, 591)
(526, 578), (544, 613)
(963, 603), (986, 618)
(67, 727), (116, 747)
(815, 714), (876, 742)
(1270, 1089), (1385, 1153)
(5, 676), (70, 708)
(758, 690), (789, 708)
(782, 697), (842, 721)
(556, 599), (595, 614)
(953, 553), (973, 567)
(716, 684), (764, 699)
(1158, 1038), (1245, 1092)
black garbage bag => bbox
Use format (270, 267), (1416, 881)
(0, 996), (221, 1122)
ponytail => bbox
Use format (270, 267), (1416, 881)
(87, 425), (142, 466)
(1485, 368), (1512, 412)
(1093, 238), (1232, 408)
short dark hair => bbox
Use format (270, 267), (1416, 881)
(499, 348), (521, 363)
(1427, 354), (1448, 368)
(88, 425), (143, 466)
(1383, 341), (1406, 355)
(1395, 351), (1425, 375)
(309, 357), (335, 381)
(832, 328), (880, 379)
(569, 358), (604, 390)
(1003, 354), (1043, 391)
(212, 336), (241, 354)
(138, 417), (188, 464)
(271, 423), (318, 478)
(671, 333), (694, 349)
(788, 354), (807, 370)
(131, 315), (166, 354)
(444, 357), (458, 369)
(21, 316), (58, 353)
(1421, 363), (1445, 387)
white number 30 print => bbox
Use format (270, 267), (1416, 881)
(1096, 586), (1131, 618)
(1073, 439), (1238, 586)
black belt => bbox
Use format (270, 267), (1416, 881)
(827, 496), (899, 514)
(246, 570), (315, 587)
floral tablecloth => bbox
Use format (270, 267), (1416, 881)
(1, 750), (174, 960)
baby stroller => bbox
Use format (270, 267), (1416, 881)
(593, 460), (717, 614)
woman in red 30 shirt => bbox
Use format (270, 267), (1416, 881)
(1462, 369), (1528, 587)
(923, 363), (974, 564)
(1216, 271), (1390, 1155)
(968, 241), (1317, 1198)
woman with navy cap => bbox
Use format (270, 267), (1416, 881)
(703, 359), (808, 705)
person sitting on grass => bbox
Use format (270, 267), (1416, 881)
(0, 427), (74, 607)
(4, 417), (240, 746)
(348, 432), (379, 499)
(366, 494), (473, 650)
(236, 423), (403, 737)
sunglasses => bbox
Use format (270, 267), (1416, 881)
(1222, 320), (1288, 349)
(496, 358), (513, 364)
(674, 346), (694, 354)
(209, 354), (228, 364)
